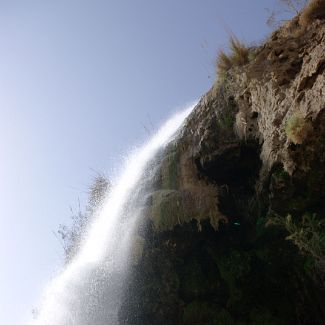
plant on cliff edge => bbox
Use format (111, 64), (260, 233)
(285, 113), (312, 144)
(216, 36), (250, 78)
(267, 213), (325, 274)
(299, 0), (325, 27)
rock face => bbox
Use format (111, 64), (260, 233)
(119, 12), (325, 325)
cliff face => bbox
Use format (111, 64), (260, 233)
(119, 11), (325, 325)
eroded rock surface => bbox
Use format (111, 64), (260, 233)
(119, 13), (325, 325)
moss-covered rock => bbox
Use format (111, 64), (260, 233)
(217, 250), (251, 307)
(150, 190), (184, 231)
(161, 148), (180, 190)
(183, 301), (235, 325)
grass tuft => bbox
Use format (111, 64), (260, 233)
(229, 37), (250, 66)
(216, 37), (250, 78)
(285, 113), (312, 144)
(216, 50), (232, 74)
(299, 0), (325, 27)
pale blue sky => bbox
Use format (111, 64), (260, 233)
(0, 1), (293, 324)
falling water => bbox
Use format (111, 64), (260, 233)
(33, 104), (194, 325)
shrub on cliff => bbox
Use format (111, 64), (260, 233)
(299, 0), (325, 27)
(216, 37), (250, 77)
(285, 113), (312, 144)
(268, 213), (325, 275)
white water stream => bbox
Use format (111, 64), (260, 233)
(33, 105), (194, 325)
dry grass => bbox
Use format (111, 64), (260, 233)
(285, 113), (312, 144)
(216, 50), (232, 73)
(299, 0), (325, 27)
(216, 37), (250, 77)
(230, 37), (250, 65)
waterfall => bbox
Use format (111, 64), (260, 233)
(32, 104), (194, 325)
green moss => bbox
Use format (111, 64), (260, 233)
(183, 301), (235, 325)
(249, 307), (279, 325)
(216, 94), (237, 130)
(254, 247), (270, 263)
(273, 168), (290, 181)
(217, 250), (251, 306)
(218, 113), (235, 129)
(161, 149), (179, 190)
(269, 166), (325, 215)
(304, 255), (316, 276)
(150, 190), (184, 231)
(180, 255), (220, 301)
(183, 301), (216, 324)
(287, 196), (309, 212)
(256, 217), (267, 237)
(319, 134), (325, 145)
(181, 259), (205, 300)
(215, 309), (236, 325)
(306, 169), (325, 204)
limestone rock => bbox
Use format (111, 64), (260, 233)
(119, 13), (325, 325)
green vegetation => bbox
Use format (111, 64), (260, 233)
(217, 110), (236, 129)
(215, 75), (238, 130)
(183, 301), (235, 324)
(273, 168), (290, 180)
(285, 113), (312, 144)
(267, 213), (325, 274)
(217, 250), (252, 306)
(249, 307), (279, 325)
(320, 134), (325, 145)
(56, 174), (110, 262)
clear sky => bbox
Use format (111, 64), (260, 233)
(0, 0), (293, 324)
